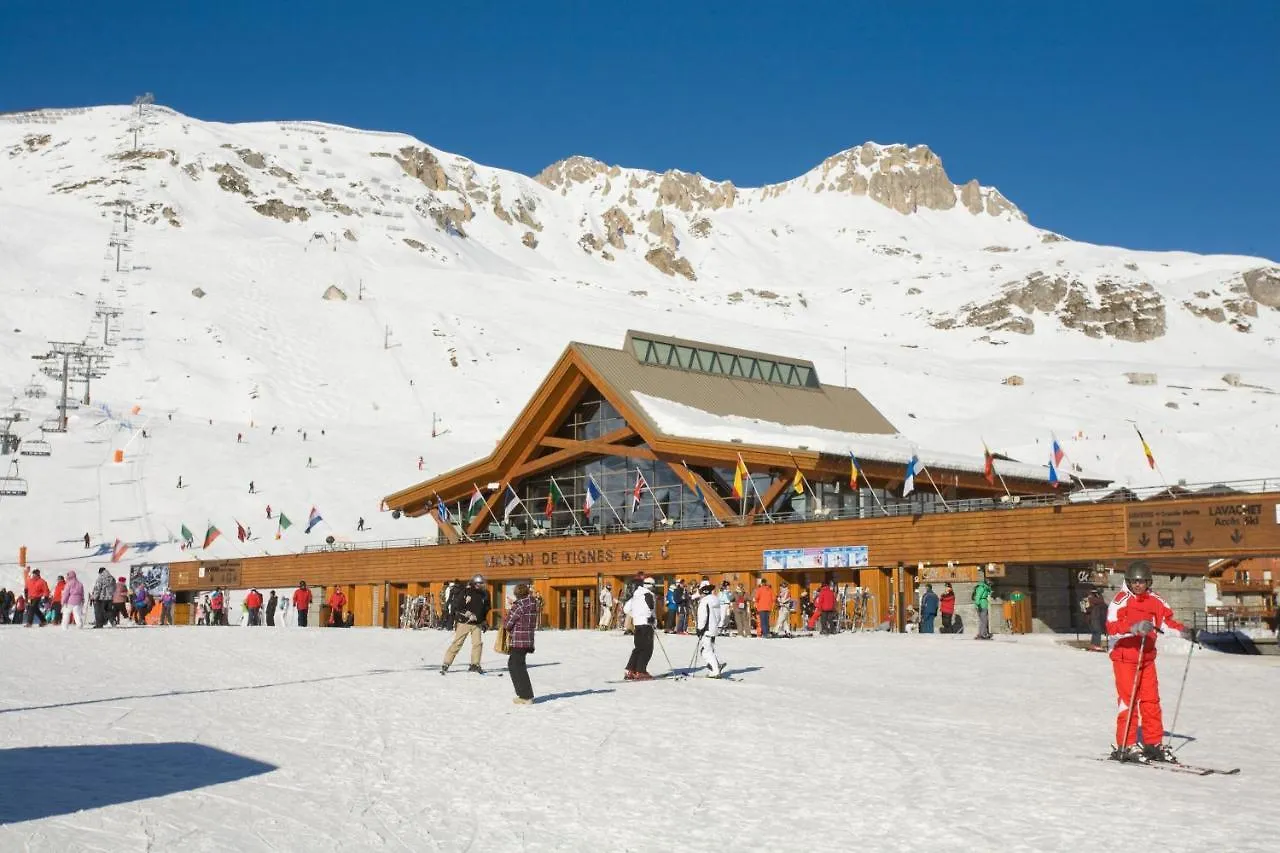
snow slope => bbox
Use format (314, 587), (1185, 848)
(0, 627), (1274, 852)
(1, 104), (1278, 584)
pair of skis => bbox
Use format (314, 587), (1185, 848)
(1094, 756), (1240, 776)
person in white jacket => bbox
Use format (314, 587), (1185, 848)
(624, 577), (657, 680)
(598, 584), (614, 631)
(695, 580), (725, 677)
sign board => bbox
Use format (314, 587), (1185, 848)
(762, 545), (869, 571)
(1125, 498), (1280, 554)
(194, 560), (242, 588)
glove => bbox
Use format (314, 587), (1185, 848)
(1131, 620), (1155, 636)
(1180, 627), (1198, 643)
(696, 629), (705, 639)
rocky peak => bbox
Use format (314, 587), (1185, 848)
(784, 142), (1026, 220)
(535, 156), (616, 191)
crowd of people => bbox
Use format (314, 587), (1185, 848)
(1, 567), (175, 628)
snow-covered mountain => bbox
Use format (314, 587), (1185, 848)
(2, 103), (1278, 578)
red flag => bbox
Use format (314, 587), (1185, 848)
(236, 520), (247, 542)
(982, 443), (996, 486)
(631, 472), (645, 514)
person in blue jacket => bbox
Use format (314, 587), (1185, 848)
(919, 584), (939, 633)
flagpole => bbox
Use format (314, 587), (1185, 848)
(505, 484), (545, 538)
(640, 468), (669, 524)
(748, 472), (775, 522)
(848, 451), (889, 517)
(981, 436), (1014, 499)
(786, 452), (819, 518)
(589, 472), (630, 532)
(738, 453), (773, 522)
(454, 501), (476, 542)
(919, 460), (952, 511)
(1133, 423), (1176, 499)
(682, 460), (725, 527)
(549, 474), (589, 535)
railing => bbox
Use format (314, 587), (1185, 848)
(300, 476), (1280, 556)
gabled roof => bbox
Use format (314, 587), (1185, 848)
(385, 331), (1091, 516)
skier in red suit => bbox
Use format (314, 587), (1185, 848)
(1106, 561), (1195, 763)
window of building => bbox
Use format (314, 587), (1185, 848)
(628, 335), (821, 388)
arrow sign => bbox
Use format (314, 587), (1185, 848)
(1230, 528), (1244, 544)
(1183, 530), (1195, 546)
(1137, 532), (1151, 548)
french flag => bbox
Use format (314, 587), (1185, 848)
(584, 478), (601, 521)
(1051, 437), (1065, 468)
(305, 506), (323, 533)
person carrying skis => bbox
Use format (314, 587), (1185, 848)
(1107, 561), (1196, 763)
(695, 580), (725, 678)
(441, 575), (491, 674)
(624, 577), (657, 680)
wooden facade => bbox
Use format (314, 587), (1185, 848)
(168, 333), (1280, 629)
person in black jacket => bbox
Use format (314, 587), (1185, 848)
(266, 591), (279, 627)
(441, 575), (491, 674)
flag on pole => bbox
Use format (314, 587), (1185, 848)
(111, 538), (129, 563)
(792, 468), (804, 495)
(1135, 426), (1156, 469)
(732, 456), (749, 499)
(435, 494), (450, 524)
(305, 506), (323, 533)
(1051, 437), (1065, 468)
(544, 480), (563, 519)
(982, 442), (996, 486)
(583, 478), (601, 520)
(503, 485), (522, 523)
(275, 512), (292, 540)
(467, 485), (485, 520)
(236, 520), (248, 542)
(202, 523), (221, 549)
(1048, 456), (1060, 487)
(681, 461), (708, 505)
(849, 452), (861, 490)
(631, 471), (646, 514)
(179, 524), (194, 546)
(903, 455), (920, 497)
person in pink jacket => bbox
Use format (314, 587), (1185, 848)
(61, 570), (86, 629)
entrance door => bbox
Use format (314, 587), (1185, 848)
(556, 587), (595, 629)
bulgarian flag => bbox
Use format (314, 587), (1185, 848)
(467, 484), (485, 520)
(544, 479), (563, 519)
(275, 512), (292, 540)
(982, 442), (996, 486)
(202, 522), (221, 549)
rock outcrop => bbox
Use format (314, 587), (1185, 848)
(252, 199), (309, 223)
(645, 247), (696, 281)
(952, 272), (1166, 341)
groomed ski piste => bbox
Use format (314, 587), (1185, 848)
(1, 626), (1276, 852)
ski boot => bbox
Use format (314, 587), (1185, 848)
(439, 665), (448, 675)
(468, 664), (484, 674)
(1143, 743), (1178, 764)
(632, 670), (654, 680)
(1109, 744), (1148, 763)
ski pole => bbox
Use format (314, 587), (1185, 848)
(1120, 634), (1146, 751)
(1165, 633), (1197, 751)
(652, 625), (679, 677)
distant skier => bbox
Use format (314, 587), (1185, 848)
(271, 425), (277, 435)
(266, 504), (272, 519)
(418, 456), (424, 471)
(695, 580), (725, 678)
(237, 432), (243, 443)
(83, 532), (91, 549)
(357, 517), (365, 532)
(248, 481), (255, 494)
(176, 475), (182, 489)
(1107, 561), (1196, 763)
(624, 577), (657, 680)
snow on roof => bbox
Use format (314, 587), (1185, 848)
(632, 392), (1054, 483)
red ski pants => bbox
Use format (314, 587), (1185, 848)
(1112, 657), (1163, 746)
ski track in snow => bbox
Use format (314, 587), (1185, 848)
(0, 627), (1275, 852)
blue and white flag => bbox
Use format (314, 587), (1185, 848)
(305, 506), (323, 533)
(503, 485), (522, 523)
(1048, 455), (1060, 487)
(903, 455), (920, 497)
(583, 478), (601, 520)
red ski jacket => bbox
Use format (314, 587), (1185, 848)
(815, 587), (836, 612)
(1106, 587), (1185, 663)
(292, 588), (312, 609)
(245, 591), (263, 609)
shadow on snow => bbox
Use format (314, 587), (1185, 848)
(0, 742), (275, 824)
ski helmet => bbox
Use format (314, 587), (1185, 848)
(699, 580), (713, 593)
(642, 576), (655, 587)
(471, 574), (485, 586)
(1124, 561), (1153, 584)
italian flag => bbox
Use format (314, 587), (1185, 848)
(275, 513), (292, 540)
(467, 485), (485, 520)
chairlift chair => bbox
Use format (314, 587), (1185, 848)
(20, 438), (51, 457)
(24, 381), (46, 398)
(0, 460), (28, 496)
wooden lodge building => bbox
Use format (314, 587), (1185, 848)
(171, 331), (1280, 634)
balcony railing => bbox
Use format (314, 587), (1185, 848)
(301, 476), (1280, 555)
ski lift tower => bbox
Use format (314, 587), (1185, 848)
(94, 300), (124, 346)
(71, 346), (110, 406)
(129, 92), (154, 151)
(36, 342), (100, 430)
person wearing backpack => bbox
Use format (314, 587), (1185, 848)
(973, 576), (993, 640)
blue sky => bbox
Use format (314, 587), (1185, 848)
(3, 1), (1277, 259)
